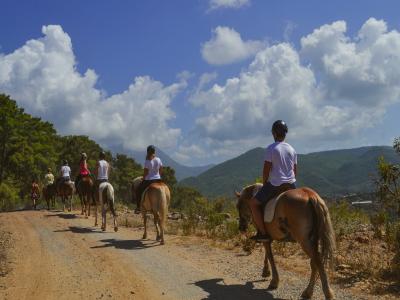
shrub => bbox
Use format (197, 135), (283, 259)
(329, 201), (369, 239)
(0, 182), (21, 211)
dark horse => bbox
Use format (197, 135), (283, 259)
(58, 180), (75, 212)
(42, 183), (56, 210)
(235, 184), (336, 299)
(76, 176), (95, 217)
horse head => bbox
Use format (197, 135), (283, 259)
(235, 185), (256, 233)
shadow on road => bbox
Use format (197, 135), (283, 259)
(45, 213), (77, 219)
(91, 238), (160, 250)
(193, 278), (285, 300)
(54, 226), (101, 234)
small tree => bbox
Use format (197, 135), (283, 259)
(376, 138), (400, 217)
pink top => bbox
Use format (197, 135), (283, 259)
(79, 160), (90, 176)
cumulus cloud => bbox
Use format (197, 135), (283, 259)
(208, 0), (250, 11)
(201, 26), (264, 65)
(189, 18), (400, 162)
(0, 25), (184, 152)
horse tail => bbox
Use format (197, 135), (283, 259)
(309, 191), (336, 267)
(159, 186), (168, 230)
(107, 184), (116, 216)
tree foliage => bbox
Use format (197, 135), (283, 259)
(377, 139), (400, 217)
(0, 94), (177, 210)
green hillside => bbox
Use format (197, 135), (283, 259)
(179, 146), (400, 198)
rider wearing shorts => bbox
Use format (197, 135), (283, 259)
(57, 160), (71, 191)
(249, 120), (297, 242)
(95, 151), (110, 196)
(134, 145), (163, 214)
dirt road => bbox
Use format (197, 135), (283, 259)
(0, 210), (378, 300)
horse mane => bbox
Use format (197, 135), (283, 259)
(240, 183), (262, 200)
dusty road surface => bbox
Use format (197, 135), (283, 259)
(0, 210), (379, 300)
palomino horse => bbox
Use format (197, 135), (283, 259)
(94, 182), (118, 232)
(42, 183), (56, 210)
(132, 177), (170, 245)
(77, 176), (94, 217)
(235, 184), (336, 300)
(58, 180), (75, 212)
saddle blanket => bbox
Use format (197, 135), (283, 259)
(252, 185), (282, 223)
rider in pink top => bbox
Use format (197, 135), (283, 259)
(75, 153), (91, 188)
(79, 159), (90, 176)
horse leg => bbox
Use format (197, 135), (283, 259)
(80, 194), (84, 215)
(159, 213), (165, 245)
(69, 194), (72, 212)
(143, 213), (148, 239)
(153, 213), (161, 241)
(301, 258), (318, 299)
(110, 198), (118, 232)
(315, 252), (334, 299)
(86, 193), (93, 217)
(101, 201), (106, 231)
(94, 200), (98, 227)
(266, 241), (279, 290)
(262, 242), (271, 277)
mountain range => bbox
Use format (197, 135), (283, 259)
(179, 146), (400, 198)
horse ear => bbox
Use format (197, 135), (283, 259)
(235, 191), (241, 198)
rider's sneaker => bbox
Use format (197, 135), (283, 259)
(249, 232), (270, 243)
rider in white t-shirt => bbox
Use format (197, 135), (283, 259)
(134, 145), (163, 213)
(248, 120), (297, 242)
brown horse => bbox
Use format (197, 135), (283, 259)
(132, 177), (170, 245)
(77, 176), (94, 217)
(43, 183), (56, 210)
(235, 184), (336, 300)
(58, 180), (75, 212)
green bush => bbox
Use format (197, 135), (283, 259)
(329, 201), (369, 239)
(0, 182), (21, 211)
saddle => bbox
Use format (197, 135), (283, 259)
(253, 183), (295, 223)
(139, 182), (165, 207)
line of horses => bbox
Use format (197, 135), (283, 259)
(40, 176), (170, 245)
(39, 177), (335, 299)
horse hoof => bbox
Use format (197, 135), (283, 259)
(160, 240), (165, 245)
(262, 269), (271, 278)
(267, 283), (278, 290)
(301, 290), (313, 299)
(156, 236), (161, 241)
(142, 235), (147, 239)
(114, 227), (118, 232)
(102, 228), (106, 231)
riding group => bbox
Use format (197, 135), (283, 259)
(30, 120), (337, 299)
(31, 145), (170, 244)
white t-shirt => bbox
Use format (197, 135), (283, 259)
(97, 160), (109, 180)
(61, 166), (71, 178)
(264, 142), (297, 186)
(144, 157), (162, 180)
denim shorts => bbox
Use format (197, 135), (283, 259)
(255, 182), (296, 205)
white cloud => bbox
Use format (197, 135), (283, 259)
(201, 26), (264, 65)
(208, 0), (250, 11)
(0, 25), (184, 152)
(189, 18), (400, 162)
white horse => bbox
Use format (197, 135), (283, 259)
(94, 182), (118, 232)
(132, 176), (170, 244)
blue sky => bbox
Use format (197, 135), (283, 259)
(1, 0), (400, 165)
